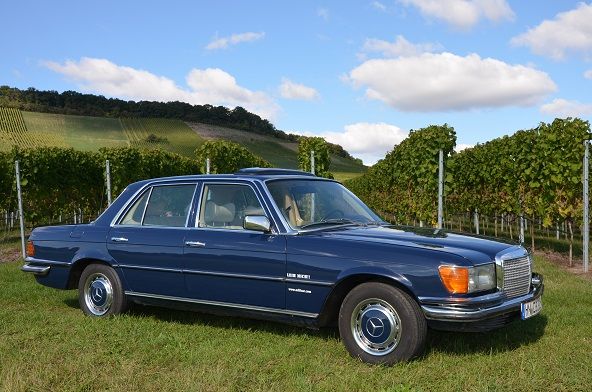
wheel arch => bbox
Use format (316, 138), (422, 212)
(67, 258), (116, 289)
(317, 272), (418, 328)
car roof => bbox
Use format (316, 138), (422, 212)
(130, 167), (327, 188)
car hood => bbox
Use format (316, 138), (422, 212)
(316, 225), (517, 263)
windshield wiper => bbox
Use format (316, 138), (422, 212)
(299, 218), (362, 230)
(365, 220), (388, 226)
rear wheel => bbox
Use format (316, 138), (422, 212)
(78, 264), (128, 317)
(338, 282), (427, 365)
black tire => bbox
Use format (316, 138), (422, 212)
(338, 282), (427, 365)
(78, 264), (128, 317)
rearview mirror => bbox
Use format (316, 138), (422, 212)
(244, 215), (271, 233)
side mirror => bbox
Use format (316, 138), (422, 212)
(243, 215), (272, 233)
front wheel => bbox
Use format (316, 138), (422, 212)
(338, 282), (427, 365)
(78, 264), (128, 317)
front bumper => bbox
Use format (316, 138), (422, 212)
(419, 273), (543, 329)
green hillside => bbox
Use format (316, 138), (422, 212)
(2, 109), (366, 180)
(186, 122), (367, 180)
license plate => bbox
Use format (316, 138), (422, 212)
(521, 297), (542, 320)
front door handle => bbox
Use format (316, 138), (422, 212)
(111, 237), (129, 243)
(185, 241), (206, 247)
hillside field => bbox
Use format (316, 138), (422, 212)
(0, 109), (366, 180)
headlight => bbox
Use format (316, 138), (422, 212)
(439, 263), (496, 294)
(469, 264), (496, 292)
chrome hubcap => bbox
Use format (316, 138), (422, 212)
(84, 273), (113, 316)
(351, 298), (401, 356)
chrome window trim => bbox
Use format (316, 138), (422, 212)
(193, 181), (279, 234)
(139, 186), (153, 225)
(260, 180), (296, 235)
(112, 181), (198, 228)
(124, 291), (318, 318)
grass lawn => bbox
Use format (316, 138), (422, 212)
(1, 242), (590, 391)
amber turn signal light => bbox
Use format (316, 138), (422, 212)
(438, 265), (469, 294)
(26, 240), (35, 257)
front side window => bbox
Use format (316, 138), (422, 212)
(119, 184), (196, 227)
(198, 184), (265, 230)
(266, 179), (381, 229)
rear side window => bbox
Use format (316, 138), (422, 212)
(119, 184), (196, 227)
(119, 190), (149, 225)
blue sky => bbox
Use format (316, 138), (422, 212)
(2, 1), (592, 164)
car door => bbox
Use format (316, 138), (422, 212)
(183, 181), (286, 309)
(107, 182), (198, 298)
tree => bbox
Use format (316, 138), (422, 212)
(298, 136), (333, 178)
(195, 140), (271, 174)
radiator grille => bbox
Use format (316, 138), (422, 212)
(502, 255), (531, 298)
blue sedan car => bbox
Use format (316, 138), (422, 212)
(22, 168), (543, 365)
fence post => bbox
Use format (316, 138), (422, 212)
(206, 158), (211, 175)
(105, 160), (112, 206)
(15, 161), (26, 259)
(474, 210), (479, 235)
(437, 149), (444, 229)
(310, 150), (315, 175)
(583, 140), (589, 273)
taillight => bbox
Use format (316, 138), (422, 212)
(26, 240), (35, 257)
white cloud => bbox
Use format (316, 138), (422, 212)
(44, 57), (279, 119)
(362, 35), (441, 58)
(372, 1), (387, 11)
(205, 32), (265, 50)
(585, 69), (592, 80)
(347, 52), (556, 112)
(511, 3), (592, 60)
(279, 78), (320, 101)
(304, 122), (408, 165)
(399, 0), (515, 29)
(540, 98), (592, 117)
(317, 7), (329, 20)
(455, 143), (475, 152)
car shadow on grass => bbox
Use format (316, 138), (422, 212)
(424, 314), (548, 356)
(63, 297), (340, 340)
(64, 296), (547, 355)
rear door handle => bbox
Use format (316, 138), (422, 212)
(111, 237), (129, 243)
(185, 241), (206, 247)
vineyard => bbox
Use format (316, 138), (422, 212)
(0, 147), (200, 231)
(0, 107), (46, 150)
(120, 117), (204, 157)
(345, 118), (592, 260)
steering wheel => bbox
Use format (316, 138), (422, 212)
(321, 209), (344, 221)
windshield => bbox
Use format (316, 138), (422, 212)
(266, 179), (383, 230)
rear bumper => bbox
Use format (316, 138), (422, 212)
(420, 273), (543, 327)
(21, 264), (51, 276)
(21, 257), (73, 289)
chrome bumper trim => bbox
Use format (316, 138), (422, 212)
(421, 273), (543, 322)
(25, 257), (70, 266)
(21, 264), (51, 276)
